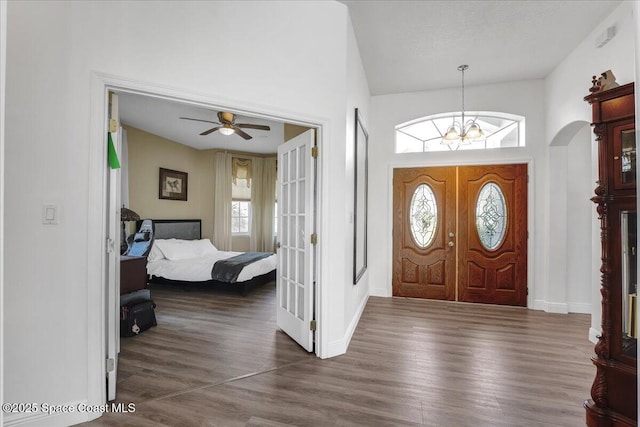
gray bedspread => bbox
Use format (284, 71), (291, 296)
(211, 252), (273, 283)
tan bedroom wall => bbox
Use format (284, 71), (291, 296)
(125, 125), (215, 241)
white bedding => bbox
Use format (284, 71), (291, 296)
(146, 250), (277, 283)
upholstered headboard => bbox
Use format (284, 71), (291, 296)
(136, 219), (202, 241)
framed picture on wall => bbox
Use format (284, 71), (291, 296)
(159, 167), (188, 201)
(353, 108), (368, 284)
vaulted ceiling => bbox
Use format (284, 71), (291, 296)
(341, 0), (621, 95)
(119, 1), (622, 151)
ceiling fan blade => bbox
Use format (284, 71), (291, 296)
(200, 127), (221, 136)
(180, 117), (220, 125)
(233, 127), (252, 140)
(236, 123), (271, 131)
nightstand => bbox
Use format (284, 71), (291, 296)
(120, 256), (148, 295)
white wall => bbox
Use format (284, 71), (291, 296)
(332, 15), (371, 355)
(369, 80), (546, 305)
(545, 1), (637, 337)
(566, 124), (596, 312)
(4, 1), (366, 425)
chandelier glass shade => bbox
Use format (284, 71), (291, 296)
(441, 65), (484, 146)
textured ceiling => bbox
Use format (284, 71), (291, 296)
(341, 0), (622, 95)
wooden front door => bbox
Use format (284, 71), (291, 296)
(458, 164), (527, 306)
(393, 167), (456, 300)
(392, 164), (527, 307)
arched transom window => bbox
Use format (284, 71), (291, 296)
(395, 112), (525, 153)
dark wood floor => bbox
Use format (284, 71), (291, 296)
(82, 282), (595, 426)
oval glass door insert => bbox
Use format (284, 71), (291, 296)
(475, 182), (507, 250)
(409, 184), (438, 248)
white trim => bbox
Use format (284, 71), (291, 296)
(370, 285), (391, 297)
(567, 302), (592, 314)
(86, 74), (109, 417)
(324, 293), (369, 358)
(315, 123), (328, 359)
(88, 71), (331, 402)
(589, 327), (600, 344)
(533, 299), (569, 314)
(386, 157), (536, 308)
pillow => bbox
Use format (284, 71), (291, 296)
(153, 238), (217, 261)
(133, 231), (151, 242)
(198, 239), (218, 255)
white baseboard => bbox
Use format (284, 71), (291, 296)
(324, 293), (369, 358)
(369, 286), (390, 297)
(567, 302), (592, 314)
(3, 400), (98, 427)
(533, 299), (568, 314)
(538, 301), (590, 314)
(589, 327), (601, 344)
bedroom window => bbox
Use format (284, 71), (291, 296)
(231, 200), (250, 234)
(232, 173), (251, 235)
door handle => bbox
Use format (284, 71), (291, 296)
(449, 232), (455, 238)
(448, 241), (455, 247)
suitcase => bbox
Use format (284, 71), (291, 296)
(120, 299), (157, 337)
(120, 289), (151, 306)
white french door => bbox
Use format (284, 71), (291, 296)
(276, 129), (316, 352)
(106, 92), (121, 400)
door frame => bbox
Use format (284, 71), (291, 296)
(387, 158), (535, 308)
(87, 72), (327, 407)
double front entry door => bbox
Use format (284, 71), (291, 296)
(393, 164), (527, 306)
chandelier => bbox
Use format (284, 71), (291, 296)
(441, 64), (484, 145)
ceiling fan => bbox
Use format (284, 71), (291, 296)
(179, 111), (271, 140)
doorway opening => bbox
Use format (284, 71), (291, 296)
(392, 164), (528, 306)
(97, 81), (323, 402)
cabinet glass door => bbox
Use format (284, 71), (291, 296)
(613, 123), (636, 190)
(621, 210), (637, 357)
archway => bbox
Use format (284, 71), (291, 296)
(548, 120), (597, 316)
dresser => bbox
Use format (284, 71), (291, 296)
(120, 255), (148, 295)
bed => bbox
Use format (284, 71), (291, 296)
(142, 219), (277, 296)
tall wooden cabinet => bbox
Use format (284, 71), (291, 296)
(584, 82), (637, 426)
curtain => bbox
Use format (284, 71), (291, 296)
(248, 157), (276, 252)
(213, 152), (233, 250)
(260, 157), (277, 252)
(232, 157), (252, 187)
(249, 157), (264, 251)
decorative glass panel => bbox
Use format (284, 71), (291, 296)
(621, 130), (636, 185)
(621, 211), (637, 357)
(395, 111), (525, 153)
(475, 182), (507, 250)
(409, 184), (438, 248)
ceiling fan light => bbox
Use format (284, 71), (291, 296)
(219, 126), (235, 136)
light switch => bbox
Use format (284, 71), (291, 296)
(43, 204), (57, 224)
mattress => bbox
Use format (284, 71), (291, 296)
(147, 251), (277, 283)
